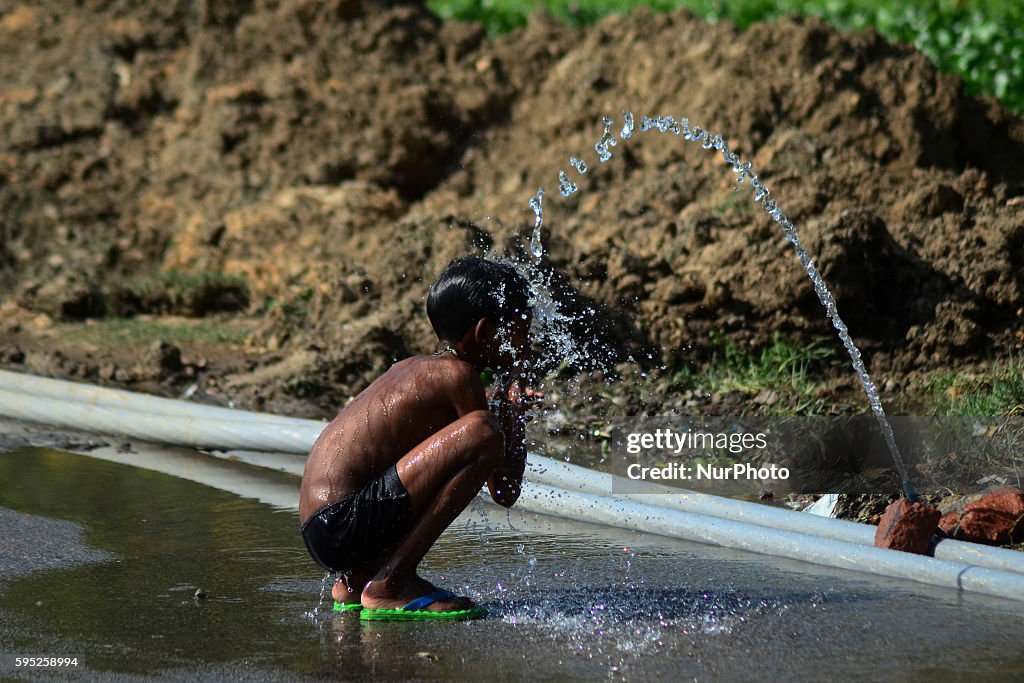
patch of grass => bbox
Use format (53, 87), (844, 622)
(902, 362), (1024, 489)
(261, 286), (314, 318)
(428, 0), (1024, 113)
(116, 269), (250, 317)
(69, 318), (252, 349)
(670, 331), (842, 414)
(918, 357), (1024, 416)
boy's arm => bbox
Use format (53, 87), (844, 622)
(488, 392), (527, 508)
(445, 362), (531, 508)
(486, 379), (543, 508)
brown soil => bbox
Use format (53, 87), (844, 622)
(2, 1), (1024, 417)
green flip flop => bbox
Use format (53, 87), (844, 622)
(333, 601), (363, 613)
(359, 590), (486, 621)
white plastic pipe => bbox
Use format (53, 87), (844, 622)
(0, 369), (324, 428)
(523, 456), (1024, 576)
(517, 481), (1024, 602)
(2, 371), (1023, 582)
(79, 442), (302, 511)
(0, 388), (318, 453)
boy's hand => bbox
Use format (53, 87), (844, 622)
(505, 380), (544, 412)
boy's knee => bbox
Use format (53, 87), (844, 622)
(465, 410), (503, 457)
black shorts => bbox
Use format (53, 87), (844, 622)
(300, 464), (414, 573)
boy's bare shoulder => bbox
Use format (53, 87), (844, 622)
(390, 354), (485, 408)
(399, 353), (480, 386)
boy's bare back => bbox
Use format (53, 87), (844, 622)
(299, 353), (486, 525)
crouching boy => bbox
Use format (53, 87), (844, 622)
(299, 257), (538, 620)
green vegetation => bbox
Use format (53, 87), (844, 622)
(670, 331), (844, 414)
(261, 286), (314, 318)
(69, 317), (251, 348)
(919, 357), (1024, 416)
(118, 269), (250, 317)
(668, 335), (1024, 417)
(428, 0), (1024, 113)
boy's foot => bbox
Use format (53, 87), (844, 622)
(331, 572), (372, 605)
(331, 572), (441, 607)
(360, 575), (477, 613)
(331, 579), (357, 605)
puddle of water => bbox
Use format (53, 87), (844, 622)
(1, 447), (1023, 681)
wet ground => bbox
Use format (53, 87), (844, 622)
(1, 445), (1023, 682)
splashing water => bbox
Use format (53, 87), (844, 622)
(641, 115), (680, 135)
(529, 188), (545, 259)
(621, 110), (635, 139)
(488, 252), (616, 387)
(569, 156), (588, 174)
(520, 112), (917, 500)
(304, 571), (332, 621)
(594, 116), (617, 163)
(558, 170), (578, 198)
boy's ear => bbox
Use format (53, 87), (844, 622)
(473, 318), (496, 344)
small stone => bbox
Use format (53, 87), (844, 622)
(874, 499), (941, 555)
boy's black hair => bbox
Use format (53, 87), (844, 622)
(427, 257), (532, 342)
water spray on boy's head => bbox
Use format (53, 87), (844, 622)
(427, 257), (535, 377)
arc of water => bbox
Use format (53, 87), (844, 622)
(524, 112), (918, 502)
(529, 188), (545, 259)
(661, 118), (916, 500)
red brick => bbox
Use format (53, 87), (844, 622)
(874, 499), (941, 555)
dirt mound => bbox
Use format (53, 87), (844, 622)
(2, 1), (1023, 409)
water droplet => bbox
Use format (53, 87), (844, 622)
(594, 116), (617, 162)
(621, 110), (634, 139)
(529, 188), (544, 259)
(558, 170), (578, 197)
